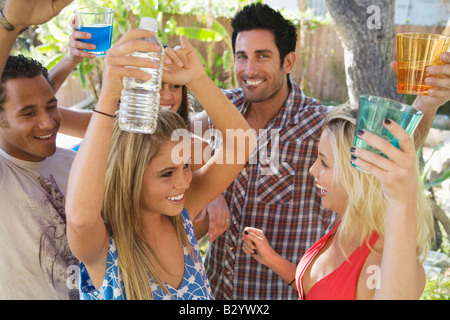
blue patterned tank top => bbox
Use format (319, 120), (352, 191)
(79, 208), (214, 300)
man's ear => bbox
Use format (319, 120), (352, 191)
(283, 52), (296, 74)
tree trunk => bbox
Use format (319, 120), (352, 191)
(442, 15), (450, 36)
(324, 0), (405, 105)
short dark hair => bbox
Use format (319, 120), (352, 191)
(231, 3), (298, 63)
(0, 54), (54, 113)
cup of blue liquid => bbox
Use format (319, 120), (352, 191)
(351, 95), (423, 173)
(74, 7), (114, 57)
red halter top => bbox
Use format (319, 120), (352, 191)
(295, 223), (379, 300)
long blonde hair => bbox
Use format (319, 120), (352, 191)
(323, 105), (434, 261)
(102, 108), (194, 300)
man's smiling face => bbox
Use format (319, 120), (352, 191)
(0, 75), (60, 162)
(234, 29), (286, 103)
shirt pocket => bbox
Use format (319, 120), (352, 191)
(256, 161), (296, 205)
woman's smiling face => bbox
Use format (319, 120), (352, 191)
(309, 130), (348, 215)
(159, 82), (183, 112)
(139, 140), (192, 217)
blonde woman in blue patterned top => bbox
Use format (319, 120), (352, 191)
(65, 30), (256, 300)
(79, 208), (213, 299)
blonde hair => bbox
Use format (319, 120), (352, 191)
(323, 105), (434, 261)
(102, 108), (194, 300)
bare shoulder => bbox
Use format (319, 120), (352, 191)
(357, 238), (426, 299)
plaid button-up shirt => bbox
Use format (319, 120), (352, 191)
(204, 79), (336, 300)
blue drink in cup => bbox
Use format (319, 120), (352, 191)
(352, 95), (423, 173)
(78, 24), (113, 54)
(75, 7), (114, 57)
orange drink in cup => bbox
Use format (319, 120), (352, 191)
(397, 33), (450, 95)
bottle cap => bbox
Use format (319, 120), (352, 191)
(139, 17), (158, 31)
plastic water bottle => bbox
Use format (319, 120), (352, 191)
(119, 17), (164, 133)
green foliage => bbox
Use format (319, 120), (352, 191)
(421, 222), (449, 300)
(12, 0), (241, 99)
(176, 27), (224, 42)
(419, 144), (450, 189)
(418, 145), (450, 300)
(422, 274), (450, 300)
(13, 0), (330, 99)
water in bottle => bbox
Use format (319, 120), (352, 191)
(119, 17), (164, 133)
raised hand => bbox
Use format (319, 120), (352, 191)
(68, 15), (96, 62)
(391, 52), (450, 108)
(391, 53), (450, 148)
(162, 36), (207, 86)
(100, 29), (162, 106)
(350, 119), (417, 207)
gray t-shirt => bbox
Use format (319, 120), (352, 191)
(0, 147), (79, 299)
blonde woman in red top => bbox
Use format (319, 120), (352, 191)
(242, 106), (434, 300)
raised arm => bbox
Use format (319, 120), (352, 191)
(50, 21), (95, 138)
(391, 53), (450, 148)
(190, 109), (210, 135)
(49, 17), (95, 92)
(65, 29), (161, 271)
(0, 0), (72, 74)
(350, 120), (425, 299)
(163, 37), (257, 219)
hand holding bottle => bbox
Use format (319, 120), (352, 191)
(99, 29), (160, 110)
(119, 17), (165, 133)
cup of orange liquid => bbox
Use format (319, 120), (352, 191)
(396, 33), (450, 95)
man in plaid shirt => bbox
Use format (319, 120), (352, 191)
(193, 3), (335, 299)
(193, 2), (450, 300)
(204, 84), (335, 300)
